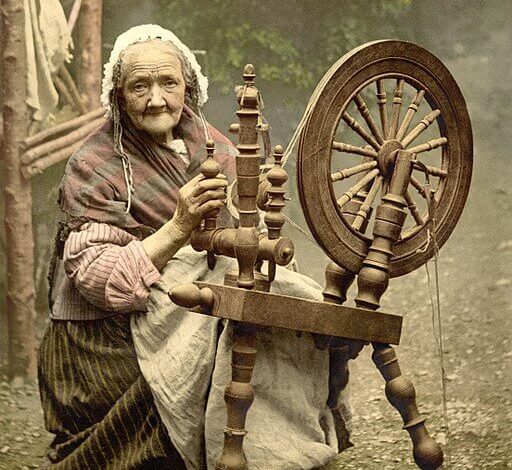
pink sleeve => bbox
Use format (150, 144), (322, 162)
(63, 222), (161, 312)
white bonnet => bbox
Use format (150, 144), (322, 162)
(100, 24), (209, 114)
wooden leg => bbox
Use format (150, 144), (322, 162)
(372, 343), (443, 470)
(322, 262), (356, 451)
(327, 341), (353, 451)
(215, 323), (257, 470)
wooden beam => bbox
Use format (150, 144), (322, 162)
(172, 282), (403, 345)
(76, 0), (103, 110)
(2, 0), (37, 381)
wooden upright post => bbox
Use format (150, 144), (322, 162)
(2, 0), (37, 381)
(76, 0), (103, 110)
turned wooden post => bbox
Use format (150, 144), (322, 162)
(263, 144), (287, 281)
(233, 64), (260, 289)
(322, 262), (356, 451)
(201, 139), (221, 269)
(354, 150), (443, 470)
(215, 64), (261, 470)
(264, 145), (286, 240)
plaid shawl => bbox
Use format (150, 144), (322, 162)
(59, 105), (237, 234)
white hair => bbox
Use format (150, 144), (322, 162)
(100, 24), (209, 115)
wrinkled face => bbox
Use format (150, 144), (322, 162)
(120, 40), (186, 142)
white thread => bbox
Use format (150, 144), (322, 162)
(423, 202), (452, 469)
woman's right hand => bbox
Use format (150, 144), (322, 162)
(172, 173), (228, 238)
(141, 173), (228, 271)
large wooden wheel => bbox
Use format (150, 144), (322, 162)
(297, 40), (472, 277)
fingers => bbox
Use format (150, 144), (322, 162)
(195, 199), (226, 217)
(175, 174), (229, 234)
(193, 189), (227, 206)
(191, 177), (228, 197)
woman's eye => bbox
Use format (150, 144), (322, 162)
(133, 83), (147, 92)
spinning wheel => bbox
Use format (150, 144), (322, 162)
(297, 40), (472, 277)
(170, 42), (473, 470)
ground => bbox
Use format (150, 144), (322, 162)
(1, 164), (510, 469)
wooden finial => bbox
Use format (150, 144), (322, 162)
(200, 140), (222, 269)
(264, 145), (288, 240)
(243, 64), (256, 85)
(200, 140), (221, 233)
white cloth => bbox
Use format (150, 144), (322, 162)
(24, 0), (72, 122)
(131, 246), (350, 470)
(168, 138), (190, 165)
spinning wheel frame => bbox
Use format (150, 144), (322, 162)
(297, 40), (472, 277)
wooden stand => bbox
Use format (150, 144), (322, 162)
(353, 150), (443, 469)
(170, 65), (406, 470)
(322, 151), (443, 469)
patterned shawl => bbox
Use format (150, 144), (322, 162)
(58, 105), (237, 235)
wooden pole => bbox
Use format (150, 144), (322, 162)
(2, 0), (37, 381)
(76, 0), (103, 110)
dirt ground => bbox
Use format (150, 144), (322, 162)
(1, 169), (510, 469)
(1, 73), (511, 468)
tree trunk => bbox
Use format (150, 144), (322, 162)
(76, 0), (103, 110)
(2, 0), (37, 381)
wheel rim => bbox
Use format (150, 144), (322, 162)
(297, 40), (472, 277)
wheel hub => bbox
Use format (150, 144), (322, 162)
(377, 139), (403, 178)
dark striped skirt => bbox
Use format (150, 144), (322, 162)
(37, 315), (186, 469)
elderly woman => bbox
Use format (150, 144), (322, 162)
(39, 24), (353, 470)
(38, 25), (236, 468)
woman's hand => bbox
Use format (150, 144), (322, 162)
(172, 173), (228, 238)
(141, 173), (227, 271)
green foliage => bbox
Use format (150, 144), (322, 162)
(128, 0), (413, 106)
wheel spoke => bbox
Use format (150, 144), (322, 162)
(412, 161), (448, 178)
(376, 79), (389, 138)
(342, 111), (380, 150)
(354, 94), (384, 144)
(337, 168), (380, 208)
(388, 79), (405, 139)
(404, 190), (425, 226)
(408, 137), (448, 154)
(331, 160), (378, 182)
(332, 141), (378, 158)
(396, 90), (425, 141)
(410, 175), (427, 198)
(401, 109), (441, 148)
(352, 176), (383, 231)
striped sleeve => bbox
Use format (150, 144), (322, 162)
(64, 222), (161, 313)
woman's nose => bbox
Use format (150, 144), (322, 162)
(148, 84), (166, 108)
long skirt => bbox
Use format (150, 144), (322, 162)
(37, 315), (187, 469)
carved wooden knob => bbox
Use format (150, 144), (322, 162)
(228, 123), (240, 134)
(243, 64), (255, 84)
(201, 139), (221, 180)
(264, 145), (288, 239)
(169, 284), (215, 312)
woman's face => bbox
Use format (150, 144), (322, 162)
(120, 40), (186, 143)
